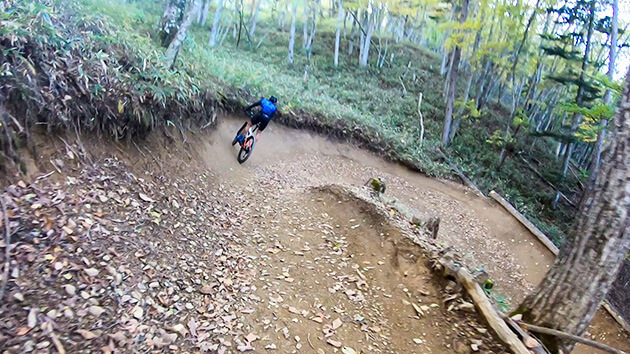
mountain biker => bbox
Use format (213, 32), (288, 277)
(237, 96), (278, 143)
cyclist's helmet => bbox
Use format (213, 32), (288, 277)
(269, 96), (278, 104)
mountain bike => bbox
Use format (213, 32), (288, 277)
(232, 112), (259, 164)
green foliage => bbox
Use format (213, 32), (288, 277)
(455, 99), (480, 119)
(486, 130), (511, 147)
(512, 108), (529, 127)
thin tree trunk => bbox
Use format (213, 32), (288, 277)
(160, 0), (187, 47)
(208, 0), (224, 46)
(442, 0), (469, 146)
(563, 0), (596, 176)
(334, 0), (343, 67)
(303, 5), (309, 49)
(199, 0), (211, 25)
(348, 11), (356, 55)
(306, 7), (317, 54)
(359, 9), (374, 67)
(165, 0), (201, 68)
(587, 0), (618, 192)
(249, 0), (261, 37)
(287, 4), (297, 65)
(514, 68), (630, 353)
(440, 5), (456, 76)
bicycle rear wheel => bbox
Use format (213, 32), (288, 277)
(237, 137), (255, 164)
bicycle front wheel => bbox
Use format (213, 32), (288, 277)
(237, 137), (255, 164)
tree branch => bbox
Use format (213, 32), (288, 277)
(520, 322), (628, 354)
(0, 196), (11, 301)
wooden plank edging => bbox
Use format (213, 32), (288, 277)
(488, 190), (630, 333)
(456, 267), (531, 354)
(488, 191), (559, 256)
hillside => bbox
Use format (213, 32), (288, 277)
(1, 0), (588, 244)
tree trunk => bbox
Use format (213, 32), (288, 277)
(359, 10), (374, 67)
(348, 11), (356, 55)
(165, 0), (201, 68)
(287, 5), (297, 65)
(334, 0), (343, 67)
(159, 0), (187, 47)
(306, 7), (317, 55)
(303, 5), (309, 49)
(441, 0), (469, 147)
(439, 5), (456, 76)
(586, 0), (618, 192)
(208, 0), (224, 46)
(199, 0), (211, 25)
(514, 68), (630, 354)
(563, 0), (596, 176)
(249, 0), (261, 37)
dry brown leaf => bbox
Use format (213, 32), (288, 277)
(27, 308), (37, 328)
(84, 268), (99, 277)
(139, 193), (154, 203)
(244, 332), (258, 343)
(326, 339), (342, 348)
(16, 326), (31, 336)
(200, 285), (213, 294)
(76, 329), (101, 340)
(332, 318), (343, 330)
(171, 323), (187, 337)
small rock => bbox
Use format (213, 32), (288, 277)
(471, 344), (479, 352)
(13, 293), (24, 302)
(413, 338), (423, 344)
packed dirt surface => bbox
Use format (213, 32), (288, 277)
(0, 117), (628, 353)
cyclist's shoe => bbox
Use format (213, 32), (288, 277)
(237, 135), (245, 143)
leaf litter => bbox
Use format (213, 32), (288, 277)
(0, 133), (506, 353)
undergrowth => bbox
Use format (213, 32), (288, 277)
(0, 0), (579, 242)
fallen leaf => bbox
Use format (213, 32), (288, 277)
(16, 327), (31, 336)
(327, 339), (342, 348)
(76, 329), (100, 340)
(132, 307), (143, 319)
(88, 306), (106, 317)
(332, 318), (343, 330)
(84, 268), (99, 277)
(64, 284), (76, 296)
(171, 323), (187, 337)
(244, 332), (258, 343)
(524, 335), (540, 348)
(200, 285), (213, 294)
(187, 319), (199, 337)
(27, 308), (37, 328)
(139, 193), (154, 203)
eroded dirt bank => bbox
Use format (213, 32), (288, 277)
(0, 117), (628, 353)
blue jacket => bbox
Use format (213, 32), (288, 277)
(246, 98), (277, 118)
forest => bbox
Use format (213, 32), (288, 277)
(1, 0), (629, 352)
(5, 0), (627, 243)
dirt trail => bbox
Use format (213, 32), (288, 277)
(204, 117), (630, 353)
(1, 117), (628, 353)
